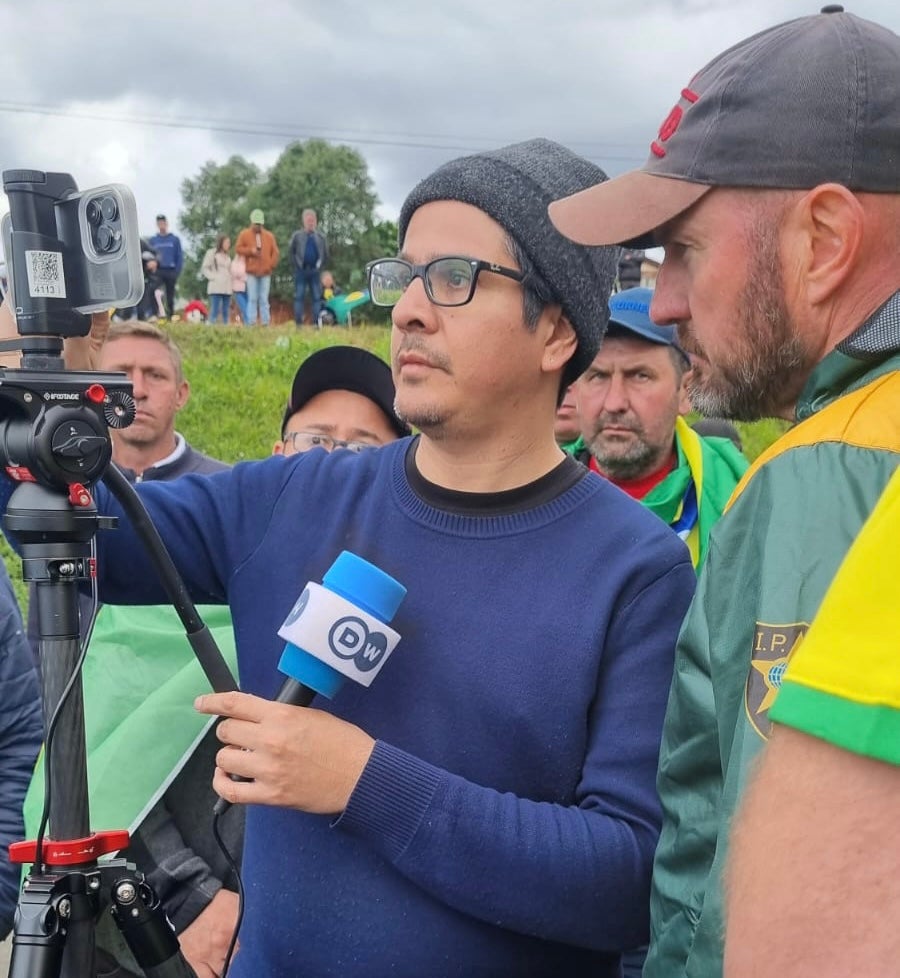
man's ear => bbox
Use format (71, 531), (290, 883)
(175, 379), (191, 411)
(272, 441), (285, 456)
(787, 184), (864, 306)
(541, 308), (578, 375)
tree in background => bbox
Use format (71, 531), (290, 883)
(179, 155), (263, 298)
(178, 140), (397, 316)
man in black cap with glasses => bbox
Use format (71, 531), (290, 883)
(550, 8), (900, 977)
(275, 346), (410, 457)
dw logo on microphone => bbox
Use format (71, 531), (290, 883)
(328, 616), (389, 672)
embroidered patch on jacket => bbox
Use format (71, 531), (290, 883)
(745, 621), (809, 738)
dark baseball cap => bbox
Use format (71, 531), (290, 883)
(549, 7), (900, 247)
(605, 288), (690, 365)
(281, 346), (411, 438)
(156, 213), (166, 221)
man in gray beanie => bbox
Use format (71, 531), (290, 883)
(26, 140), (694, 977)
(391, 137), (616, 388)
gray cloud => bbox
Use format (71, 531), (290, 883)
(0, 0), (896, 239)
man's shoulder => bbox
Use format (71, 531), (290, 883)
(181, 445), (230, 476)
(580, 472), (694, 563)
(728, 369), (900, 512)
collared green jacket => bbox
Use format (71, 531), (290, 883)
(644, 297), (900, 978)
(574, 418), (748, 569)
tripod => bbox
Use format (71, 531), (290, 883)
(1, 355), (237, 978)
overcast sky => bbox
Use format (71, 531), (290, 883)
(0, 0), (897, 245)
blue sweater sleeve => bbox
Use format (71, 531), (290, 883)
(337, 560), (695, 951)
(0, 567), (42, 939)
(87, 467), (260, 607)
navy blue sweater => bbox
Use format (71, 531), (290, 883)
(81, 439), (694, 976)
(148, 232), (183, 273)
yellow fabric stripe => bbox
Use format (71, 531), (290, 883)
(782, 467), (900, 708)
(674, 419), (704, 567)
(685, 524), (700, 567)
(675, 416), (705, 508)
(726, 370), (900, 512)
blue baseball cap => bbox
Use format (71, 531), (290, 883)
(606, 288), (690, 364)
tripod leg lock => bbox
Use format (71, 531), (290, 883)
(9, 870), (100, 978)
(107, 867), (191, 974)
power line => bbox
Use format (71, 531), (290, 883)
(0, 99), (648, 165)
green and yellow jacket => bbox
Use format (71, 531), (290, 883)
(644, 294), (900, 978)
(575, 417), (748, 569)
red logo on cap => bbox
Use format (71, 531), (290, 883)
(651, 87), (699, 158)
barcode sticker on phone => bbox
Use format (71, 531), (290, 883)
(24, 249), (66, 298)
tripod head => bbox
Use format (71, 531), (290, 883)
(0, 366), (136, 494)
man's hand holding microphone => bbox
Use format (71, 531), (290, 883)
(195, 551), (406, 816)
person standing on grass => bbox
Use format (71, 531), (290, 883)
(231, 251), (248, 324)
(235, 209), (279, 326)
(574, 287), (747, 569)
(149, 215), (184, 320)
(201, 234), (234, 325)
(275, 345), (410, 457)
(289, 208), (329, 326)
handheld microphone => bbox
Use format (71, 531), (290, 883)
(214, 551), (406, 813)
(275, 549), (406, 702)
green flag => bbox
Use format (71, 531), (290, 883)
(25, 604), (238, 838)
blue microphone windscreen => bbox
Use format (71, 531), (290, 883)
(279, 643), (344, 698)
(322, 551), (406, 622)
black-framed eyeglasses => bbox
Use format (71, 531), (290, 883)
(366, 256), (525, 308)
(284, 431), (377, 454)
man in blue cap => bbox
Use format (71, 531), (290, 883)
(575, 288), (747, 569)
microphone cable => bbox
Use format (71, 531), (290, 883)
(212, 810), (245, 978)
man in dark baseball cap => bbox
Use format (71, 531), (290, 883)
(550, 7), (900, 250)
(275, 345), (410, 456)
(550, 10), (900, 978)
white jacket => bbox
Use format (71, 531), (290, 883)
(200, 248), (233, 295)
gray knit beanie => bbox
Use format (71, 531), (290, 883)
(398, 138), (620, 384)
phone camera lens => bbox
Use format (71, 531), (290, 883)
(95, 225), (121, 253)
(85, 200), (103, 225)
(99, 196), (118, 222)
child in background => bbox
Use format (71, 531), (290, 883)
(320, 269), (341, 301)
(231, 253), (248, 324)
